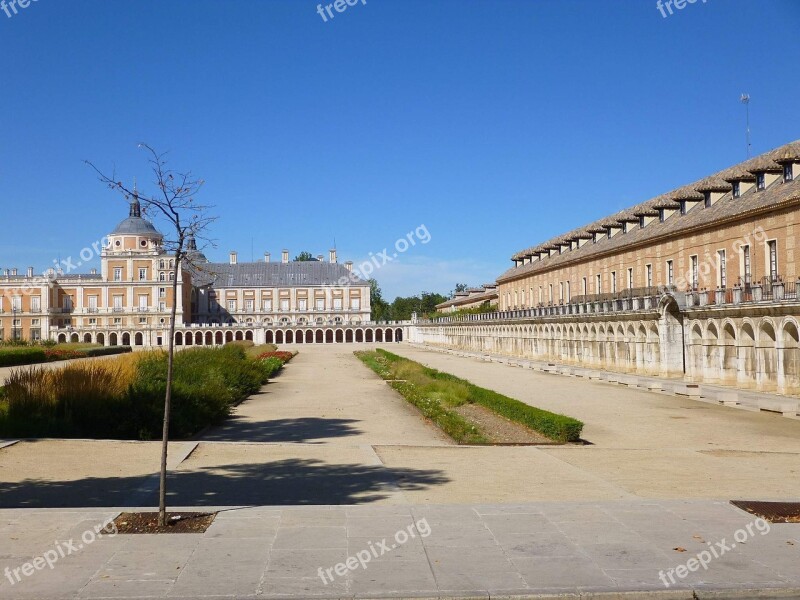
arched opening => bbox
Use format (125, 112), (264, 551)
(275, 331), (284, 344)
(185, 332), (193, 346)
(325, 330), (334, 344)
(70, 333), (79, 343)
(335, 330), (343, 343)
(58, 333), (67, 344)
(316, 330), (324, 344)
(366, 329), (374, 343)
(738, 322), (756, 388)
(122, 332), (131, 346)
(245, 330), (253, 341)
(395, 328), (403, 342)
(386, 328), (393, 342)
(265, 331), (274, 344)
(235, 331), (244, 341)
(96, 332), (105, 346)
(782, 321), (800, 393)
(205, 332), (213, 346)
(356, 329), (364, 343)
(286, 330), (294, 344)
(758, 321), (778, 391)
(83, 333), (92, 344)
(296, 330), (304, 344)
(215, 331), (224, 345)
(375, 329), (384, 342)
(306, 330), (313, 344)
(195, 332), (203, 346)
(225, 331), (233, 343)
(135, 332), (144, 346)
(346, 329), (354, 343)
(722, 323), (737, 381)
(109, 332), (118, 346)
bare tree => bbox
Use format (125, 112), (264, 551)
(86, 144), (215, 527)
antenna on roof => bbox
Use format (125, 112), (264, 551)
(740, 93), (751, 158)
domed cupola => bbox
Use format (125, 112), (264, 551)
(107, 185), (163, 253)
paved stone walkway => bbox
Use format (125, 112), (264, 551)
(2, 344), (800, 598)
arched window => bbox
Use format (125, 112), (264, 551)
(159, 273), (166, 281)
(168, 272), (174, 281)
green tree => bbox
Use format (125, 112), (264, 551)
(452, 283), (468, 297)
(369, 278), (390, 321)
(294, 251), (315, 261)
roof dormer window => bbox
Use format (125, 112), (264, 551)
(659, 209), (665, 223)
(679, 201), (686, 215)
(756, 173), (766, 191)
(607, 229), (612, 240)
(639, 216), (645, 229)
(732, 181), (741, 198)
(704, 192), (711, 208)
(622, 222), (628, 234)
(785, 163), (794, 183)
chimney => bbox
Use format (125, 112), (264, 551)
(264, 252), (270, 263)
(27, 267), (34, 278)
(3, 269), (8, 277)
(90, 268), (97, 275)
(281, 249), (289, 264)
(345, 261), (353, 272)
(329, 249), (337, 264)
(317, 254), (324, 262)
(10, 268), (17, 276)
(229, 251), (238, 265)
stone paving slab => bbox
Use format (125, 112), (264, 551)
(0, 501), (798, 599)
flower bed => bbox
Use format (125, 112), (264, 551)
(255, 351), (296, 363)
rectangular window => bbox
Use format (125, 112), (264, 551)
(565, 280), (570, 303)
(756, 173), (765, 191)
(596, 274), (602, 294)
(63, 296), (72, 310)
(582, 277), (587, 296)
(297, 298), (307, 311)
(646, 264), (653, 288)
(32, 318), (40, 326)
(704, 193), (711, 208)
(139, 317), (147, 324)
(333, 298), (343, 310)
(768, 240), (778, 282)
(113, 268), (122, 281)
(611, 271), (617, 293)
(31, 296), (41, 311)
(538, 286), (543, 304)
(315, 298), (325, 310)
(113, 295), (123, 310)
(627, 268), (633, 289)
(138, 295), (148, 310)
(138, 268), (147, 281)
(690, 256), (698, 289)
(159, 302), (166, 312)
(351, 298), (361, 310)
(679, 201), (686, 215)
(659, 209), (665, 223)
(263, 299), (272, 311)
(548, 284), (553, 303)
(113, 317), (122, 325)
(742, 245), (751, 285)
(280, 298), (290, 311)
(639, 216), (645, 229)
(559, 282), (564, 302)
(245, 299), (254, 311)
(667, 260), (674, 286)
(159, 287), (166, 298)
(88, 318), (96, 325)
(733, 181), (741, 198)
(228, 299), (236, 312)
(785, 163), (794, 182)
(88, 296), (97, 312)
(718, 250), (726, 288)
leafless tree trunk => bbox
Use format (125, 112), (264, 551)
(87, 144), (215, 527)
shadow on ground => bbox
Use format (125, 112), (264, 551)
(0, 459), (449, 508)
(199, 417), (363, 443)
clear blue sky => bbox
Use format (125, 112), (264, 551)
(1, 0), (798, 299)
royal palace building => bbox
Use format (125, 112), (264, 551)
(0, 197), (397, 347)
(417, 140), (800, 394)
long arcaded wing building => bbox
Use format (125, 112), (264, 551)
(417, 140), (800, 395)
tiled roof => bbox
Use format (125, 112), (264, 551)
(500, 141), (800, 284)
(188, 261), (368, 288)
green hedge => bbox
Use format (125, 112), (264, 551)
(363, 349), (584, 443)
(84, 346), (132, 357)
(0, 347), (47, 368)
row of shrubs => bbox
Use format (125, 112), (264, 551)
(356, 349), (584, 443)
(0, 345), (285, 440)
(0, 345), (132, 368)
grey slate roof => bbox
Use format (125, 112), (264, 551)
(110, 216), (163, 237)
(188, 261), (368, 288)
